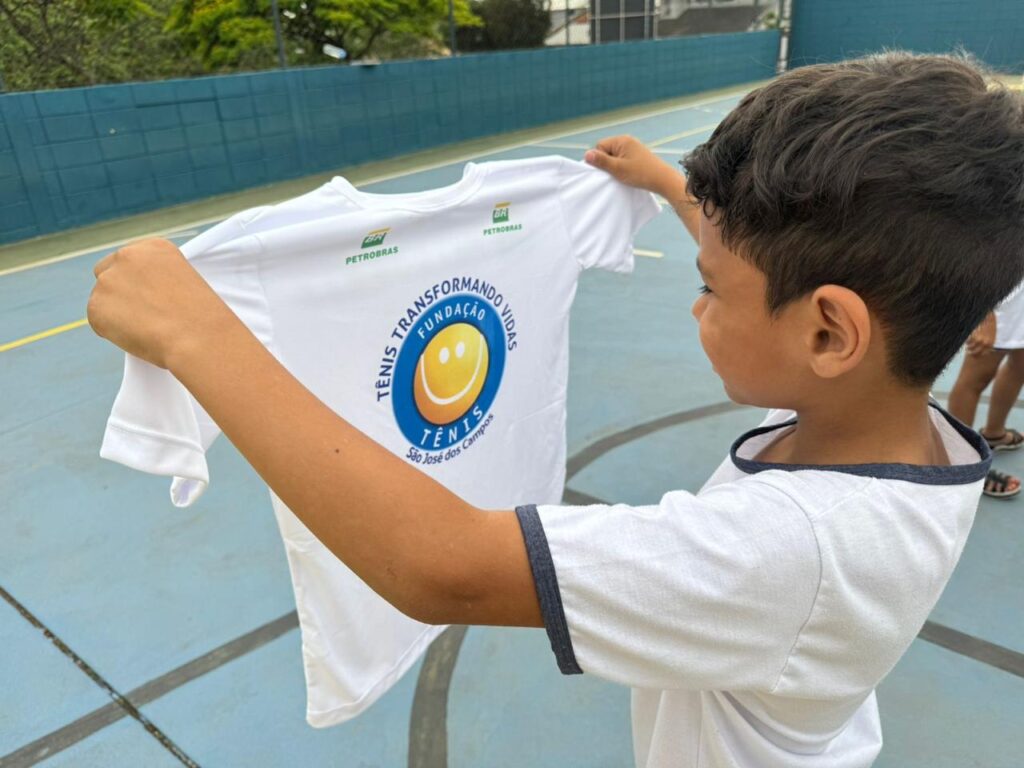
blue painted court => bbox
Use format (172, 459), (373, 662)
(1, 83), (1022, 767)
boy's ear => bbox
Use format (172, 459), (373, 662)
(805, 285), (871, 378)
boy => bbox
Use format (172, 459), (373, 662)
(87, 51), (1024, 767)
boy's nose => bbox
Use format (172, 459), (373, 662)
(691, 296), (705, 322)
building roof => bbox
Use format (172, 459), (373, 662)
(658, 5), (766, 37)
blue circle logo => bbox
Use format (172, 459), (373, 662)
(393, 294), (505, 450)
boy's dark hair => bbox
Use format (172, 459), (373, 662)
(683, 51), (1024, 386)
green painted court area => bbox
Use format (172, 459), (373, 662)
(1, 84), (1022, 767)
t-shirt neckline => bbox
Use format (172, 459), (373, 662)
(729, 402), (991, 485)
(329, 163), (487, 212)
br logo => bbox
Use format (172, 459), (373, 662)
(393, 294), (506, 451)
(362, 228), (389, 248)
(492, 203), (510, 224)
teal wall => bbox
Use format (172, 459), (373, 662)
(789, 0), (1024, 72)
(0, 31), (779, 245)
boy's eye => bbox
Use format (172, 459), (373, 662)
(697, 284), (712, 296)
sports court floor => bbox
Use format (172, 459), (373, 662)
(2, 81), (1023, 767)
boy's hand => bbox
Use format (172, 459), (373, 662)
(587, 134), (701, 245)
(966, 312), (997, 356)
(88, 238), (237, 370)
(584, 135), (675, 195)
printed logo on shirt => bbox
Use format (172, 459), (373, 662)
(373, 278), (519, 464)
(362, 228), (390, 248)
(484, 202), (522, 236)
(492, 202), (510, 223)
(347, 228), (399, 265)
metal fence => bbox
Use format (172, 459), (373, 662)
(543, 0), (781, 50)
(548, 4), (594, 46)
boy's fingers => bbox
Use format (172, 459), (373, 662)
(594, 136), (625, 155)
(584, 149), (618, 173)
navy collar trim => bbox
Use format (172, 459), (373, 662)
(729, 403), (992, 485)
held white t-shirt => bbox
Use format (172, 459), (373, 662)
(100, 156), (661, 726)
(516, 404), (988, 768)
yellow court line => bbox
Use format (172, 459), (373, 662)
(0, 318), (88, 353)
(633, 249), (664, 259)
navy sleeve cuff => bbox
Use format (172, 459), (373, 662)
(514, 504), (583, 675)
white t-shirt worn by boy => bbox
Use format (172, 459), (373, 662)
(516, 404), (988, 768)
(100, 156), (660, 727)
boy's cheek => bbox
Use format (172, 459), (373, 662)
(696, 321), (718, 366)
(698, 327), (735, 385)
(698, 324), (766, 401)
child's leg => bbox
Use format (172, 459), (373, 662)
(981, 348), (1024, 442)
(948, 350), (1007, 427)
(969, 349), (1024, 499)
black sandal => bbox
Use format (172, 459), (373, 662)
(981, 427), (1024, 452)
(983, 469), (1020, 498)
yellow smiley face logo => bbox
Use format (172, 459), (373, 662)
(414, 323), (490, 425)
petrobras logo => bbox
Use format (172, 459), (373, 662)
(348, 227), (398, 265)
(362, 228), (389, 248)
(373, 277), (519, 465)
(484, 201), (522, 236)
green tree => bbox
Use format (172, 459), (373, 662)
(455, 0), (549, 52)
(0, 0), (201, 91)
(167, 0), (481, 69)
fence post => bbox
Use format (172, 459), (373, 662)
(271, 0), (287, 68)
(448, 0), (458, 55)
(776, 0), (793, 74)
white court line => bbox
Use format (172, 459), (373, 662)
(692, 105), (732, 116)
(649, 123), (718, 147)
(633, 249), (663, 259)
(535, 141), (593, 150)
(536, 119), (717, 155)
(0, 89), (750, 279)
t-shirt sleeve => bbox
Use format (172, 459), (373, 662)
(514, 481), (821, 691)
(99, 214), (271, 507)
(556, 157), (661, 273)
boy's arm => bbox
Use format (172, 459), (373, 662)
(585, 135), (701, 244)
(88, 241), (542, 629)
(660, 172), (702, 245)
